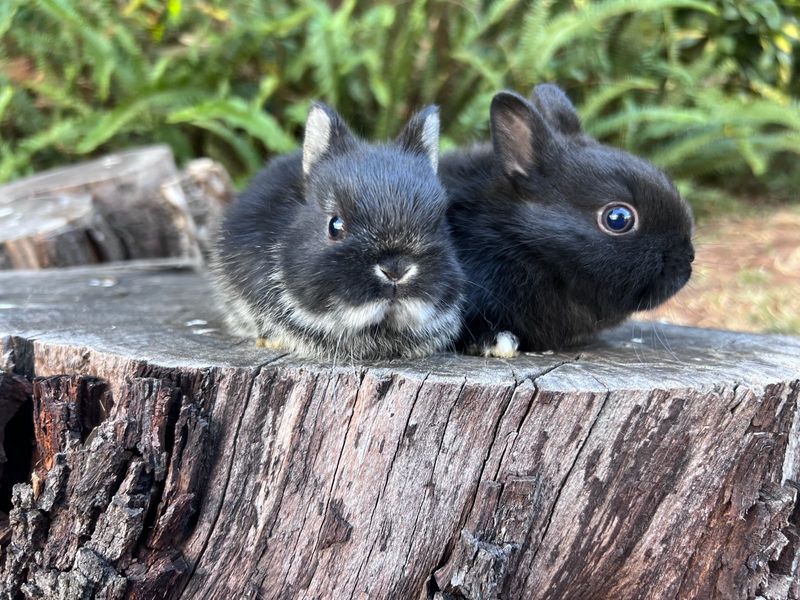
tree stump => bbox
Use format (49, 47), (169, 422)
(0, 147), (201, 264)
(0, 261), (797, 600)
(0, 370), (32, 534)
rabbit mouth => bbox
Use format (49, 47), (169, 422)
(635, 263), (692, 310)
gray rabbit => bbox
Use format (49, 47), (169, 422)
(211, 103), (464, 360)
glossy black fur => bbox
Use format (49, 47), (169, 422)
(212, 104), (464, 359)
(442, 85), (695, 352)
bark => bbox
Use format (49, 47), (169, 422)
(0, 146), (201, 264)
(0, 371), (32, 544)
(0, 261), (798, 600)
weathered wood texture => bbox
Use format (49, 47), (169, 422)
(0, 262), (798, 600)
(0, 193), (125, 269)
(177, 158), (234, 257)
(0, 147), (202, 265)
(0, 370), (32, 541)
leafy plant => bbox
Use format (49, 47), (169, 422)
(1, 0), (798, 207)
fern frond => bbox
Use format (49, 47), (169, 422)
(167, 98), (297, 153)
(586, 106), (709, 138)
(580, 78), (659, 123)
(519, 0), (717, 76)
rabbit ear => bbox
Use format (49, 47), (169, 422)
(396, 105), (440, 173)
(303, 102), (356, 176)
(530, 83), (582, 136)
(490, 91), (551, 177)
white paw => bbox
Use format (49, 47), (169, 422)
(255, 337), (284, 351)
(484, 331), (520, 358)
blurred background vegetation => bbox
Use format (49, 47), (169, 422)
(1, 0), (798, 216)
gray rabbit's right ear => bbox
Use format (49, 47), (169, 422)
(490, 91), (551, 178)
(395, 105), (440, 173)
(303, 102), (356, 176)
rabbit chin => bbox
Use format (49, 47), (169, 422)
(283, 296), (389, 335)
(283, 292), (447, 337)
(389, 298), (438, 329)
(632, 266), (693, 312)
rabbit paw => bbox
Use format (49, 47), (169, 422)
(255, 337), (284, 351)
(484, 331), (520, 358)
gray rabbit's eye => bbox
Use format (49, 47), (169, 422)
(598, 203), (637, 235)
(328, 216), (345, 240)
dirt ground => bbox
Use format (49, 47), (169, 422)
(636, 205), (800, 335)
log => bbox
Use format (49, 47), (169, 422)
(0, 193), (126, 269)
(0, 261), (797, 600)
(0, 146), (201, 264)
(176, 158), (234, 258)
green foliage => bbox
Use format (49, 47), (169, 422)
(1, 0), (798, 204)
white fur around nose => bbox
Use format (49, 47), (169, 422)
(303, 107), (332, 175)
(374, 263), (418, 284)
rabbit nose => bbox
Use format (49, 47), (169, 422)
(684, 239), (695, 263)
(377, 257), (414, 283)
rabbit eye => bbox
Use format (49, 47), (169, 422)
(598, 203), (637, 235)
(328, 216), (345, 239)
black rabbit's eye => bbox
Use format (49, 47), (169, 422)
(598, 203), (637, 235)
(328, 216), (345, 239)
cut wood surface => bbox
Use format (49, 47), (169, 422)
(0, 147), (201, 264)
(0, 261), (797, 600)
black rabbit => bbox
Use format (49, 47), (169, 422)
(212, 102), (463, 360)
(442, 85), (695, 356)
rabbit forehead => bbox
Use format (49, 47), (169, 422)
(309, 148), (445, 219)
(327, 145), (440, 192)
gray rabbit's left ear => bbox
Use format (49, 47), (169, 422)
(303, 102), (357, 176)
(396, 105), (440, 173)
(530, 83), (582, 136)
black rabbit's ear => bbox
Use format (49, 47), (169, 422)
(396, 105), (440, 173)
(490, 91), (550, 177)
(302, 102), (356, 176)
(530, 84), (582, 136)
